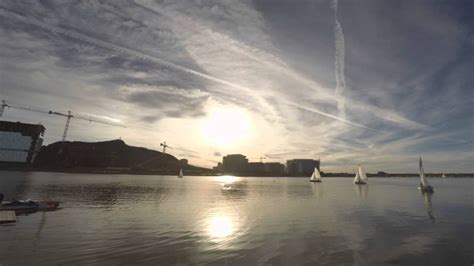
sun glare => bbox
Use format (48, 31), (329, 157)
(201, 106), (252, 148)
(207, 215), (235, 239)
(214, 175), (240, 184)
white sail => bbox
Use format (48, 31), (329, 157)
(310, 171), (316, 180)
(358, 165), (368, 182)
(310, 167), (322, 181)
(178, 168), (183, 178)
(419, 157), (430, 186)
(353, 171), (361, 183)
(315, 168), (322, 181)
(442, 173), (446, 178)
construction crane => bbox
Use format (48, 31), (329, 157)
(250, 156), (266, 163)
(160, 141), (172, 153)
(0, 100), (7, 117)
(48, 110), (126, 141)
(1, 100), (126, 141)
(1, 100), (49, 117)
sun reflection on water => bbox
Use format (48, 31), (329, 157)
(214, 175), (240, 184)
(207, 215), (235, 239)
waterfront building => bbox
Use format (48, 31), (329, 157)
(0, 120), (45, 164)
(213, 162), (223, 172)
(286, 159), (320, 176)
(222, 154), (248, 174)
(264, 162), (285, 175)
(247, 162), (265, 175)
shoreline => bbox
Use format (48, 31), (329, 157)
(0, 167), (472, 178)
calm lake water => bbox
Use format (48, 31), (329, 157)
(0, 171), (473, 265)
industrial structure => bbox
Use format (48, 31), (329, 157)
(0, 121), (45, 164)
(160, 141), (172, 153)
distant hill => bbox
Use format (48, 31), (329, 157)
(34, 139), (211, 174)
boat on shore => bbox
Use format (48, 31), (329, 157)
(0, 193), (59, 214)
(309, 167), (322, 182)
(0, 198), (60, 215)
(418, 157), (434, 192)
(354, 165), (367, 185)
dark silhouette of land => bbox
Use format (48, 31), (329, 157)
(0, 139), (471, 177)
(31, 139), (213, 175)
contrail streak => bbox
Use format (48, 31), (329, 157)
(0, 9), (237, 89)
(0, 8), (278, 117)
(289, 103), (371, 129)
(332, 0), (347, 119)
(0, 8), (372, 129)
(133, 1), (338, 103)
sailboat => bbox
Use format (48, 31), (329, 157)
(441, 173), (446, 178)
(354, 165), (367, 185)
(309, 167), (322, 182)
(418, 157), (433, 192)
(178, 168), (183, 178)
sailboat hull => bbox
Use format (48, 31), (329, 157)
(418, 185), (434, 192)
(354, 181), (366, 185)
(310, 180), (321, 183)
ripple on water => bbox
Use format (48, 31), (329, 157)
(0, 174), (473, 265)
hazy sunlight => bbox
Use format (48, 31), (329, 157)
(201, 106), (252, 148)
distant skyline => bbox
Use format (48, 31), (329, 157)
(0, 0), (473, 173)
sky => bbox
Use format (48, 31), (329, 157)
(0, 0), (473, 173)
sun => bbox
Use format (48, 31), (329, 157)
(201, 106), (252, 148)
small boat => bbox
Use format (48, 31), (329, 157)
(418, 157), (434, 192)
(178, 168), (183, 178)
(0, 200), (60, 214)
(441, 173), (446, 178)
(310, 167), (322, 182)
(354, 165), (367, 185)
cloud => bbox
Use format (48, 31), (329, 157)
(0, 0), (472, 171)
(110, 85), (210, 121)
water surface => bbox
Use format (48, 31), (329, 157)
(0, 172), (473, 265)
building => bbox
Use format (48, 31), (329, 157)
(286, 159), (320, 176)
(222, 154), (248, 174)
(0, 121), (45, 164)
(180, 159), (188, 166)
(264, 162), (285, 175)
(213, 162), (223, 172)
(247, 162), (265, 175)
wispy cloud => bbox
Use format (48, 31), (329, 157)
(0, 0), (472, 171)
